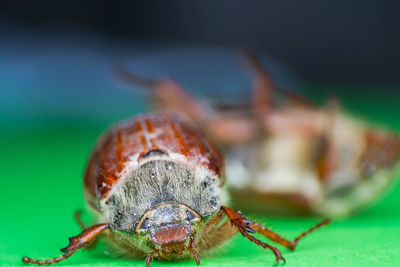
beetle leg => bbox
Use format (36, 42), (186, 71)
(114, 64), (211, 123)
(22, 223), (109, 265)
(197, 209), (225, 242)
(242, 51), (273, 120)
(74, 210), (86, 230)
(196, 209), (238, 252)
(198, 219), (239, 251)
(242, 50), (315, 109)
(188, 236), (200, 265)
(73, 210), (98, 250)
(207, 114), (262, 144)
(115, 62), (265, 145)
(145, 249), (160, 267)
(250, 219), (331, 251)
(221, 206), (285, 265)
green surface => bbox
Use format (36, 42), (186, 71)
(1, 86), (400, 267)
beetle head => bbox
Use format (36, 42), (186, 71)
(136, 203), (201, 249)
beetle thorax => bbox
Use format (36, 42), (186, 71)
(104, 158), (220, 231)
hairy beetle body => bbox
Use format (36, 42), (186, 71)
(83, 113), (229, 259)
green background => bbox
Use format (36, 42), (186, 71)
(1, 85), (400, 267)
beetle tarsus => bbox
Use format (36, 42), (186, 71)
(239, 227), (285, 265)
(221, 206), (329, 264)
(22, 250), (75, 265)
(250, 218), (331, 251)
(292, 218), (331, 249)
(269, 245), (286, 265)
(22, 224), (109, 265)
(221, 206), (286, 264)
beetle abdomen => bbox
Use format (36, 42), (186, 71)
(84, 113), (225, 210)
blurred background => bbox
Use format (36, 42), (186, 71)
(1, 0), (400, 128)
(1, 1), (400, 266)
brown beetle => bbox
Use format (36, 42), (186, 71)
(115, 52), (400, 217)
(22, 113), (329, 266)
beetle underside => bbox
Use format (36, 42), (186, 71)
(115, 51), (400, 218)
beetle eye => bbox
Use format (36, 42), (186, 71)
(140, 218), (149, 230)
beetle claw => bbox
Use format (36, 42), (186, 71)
(243, 226), (256, 233)
(145, 250), (157, 267)
(272, 256), (286, 266)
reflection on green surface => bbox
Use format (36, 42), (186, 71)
(1, 85), (400, 266)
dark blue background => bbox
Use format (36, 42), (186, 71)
(1, 0), (399, 82)
(1, 1), (399, 130)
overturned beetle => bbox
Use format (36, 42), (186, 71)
(115, 52), (400, 217)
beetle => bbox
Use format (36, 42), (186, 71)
(115, 51), (400, 217)
(22, 113), (329, 266)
